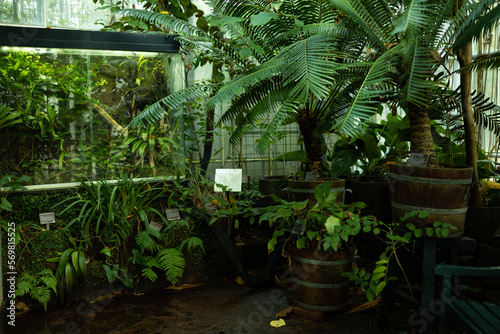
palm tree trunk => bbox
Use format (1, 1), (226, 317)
(457, 43), (481, 206)
(455, 0), (481, 206)
(297, 112), (323, 173)
(407, 102), (437, 166)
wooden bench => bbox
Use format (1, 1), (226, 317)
(434, 264), (500, 334)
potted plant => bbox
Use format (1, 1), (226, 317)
(258, 180), (375, 311)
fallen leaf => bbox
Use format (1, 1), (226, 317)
(165, 283), (205, 290)
(132, 292), (144, 296)
(347, 297), (380, 313)
(270, 319), (286, 328)
(90, 294), (115, 303)
(235, 276), (246, 285)
(276, 306), (294, 318)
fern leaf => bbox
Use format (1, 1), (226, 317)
(30, 286), (52, 312)
(141, 267), (158, 283)
(179, 237), (205, 253)
(158, 248), (186, 285)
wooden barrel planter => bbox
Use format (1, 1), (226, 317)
(388, 164), (473, 238)
(288, 178), (345, 205)
(289, 245), (354, 312)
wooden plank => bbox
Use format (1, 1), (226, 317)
(453, 300), (498, 334)
(484, 302), (500, 321)
(468, 301), (500, 329)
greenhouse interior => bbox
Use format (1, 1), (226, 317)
(1, 0), (500, 333)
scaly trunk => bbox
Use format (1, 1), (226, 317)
(455, 0), (481, 206)
(407, 102), (437, 166)
(297, 111), (323, 173)
(457, 42), (481, 206)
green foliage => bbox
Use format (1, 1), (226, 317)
(0, 105), (22, 129)
(329, 113), (410, 178)
(47, 248), (87, 302)
(342, 211), (458, 302)
(259, 180), (375, 252)
(56, 174), (169, 248)
(122, 124), (179, 169)
(15, 269), (58, 312)
(0, 174), (30, 212)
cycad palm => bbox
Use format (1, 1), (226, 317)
(329, 0), (500, 168)
(208, 0), (367, 172)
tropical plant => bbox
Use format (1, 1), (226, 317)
(258, 180), (375, 252)
(56, 174), (169, 249)
(15, 269), (58, 312)
(122, 123), (179, 170)
(342, 211), (457, 302)
(329, 112), (410, 179)
(0, 105), (22, 129)
(326, 0), (500, 204)
(47, 246), (87, 303)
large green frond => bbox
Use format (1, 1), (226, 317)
(392, 0), (434, 35)
(400, 40), (438, 107)
(256, 99), (302, 154)
(209, 34), (340, 109)
(333, 49), (395, 138)
(466, 52), (500, 72)
(451, 0), (500, 51)
(208, 59), (285, 108)
(158, 248), (186, 285)
(329, 0), (392, 51)
(119, 9), (208, 38)
(130, 83), (216, 128)
(230, 86), (294, 145)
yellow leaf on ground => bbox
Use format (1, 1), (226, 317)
(165, 283), (205, 290)
(90, 294), (115, 303)
(235, 276), (246, 285)
(276, 306), (294, 318)
(347, 297), (380, 313)
(270, 319), (286, 328)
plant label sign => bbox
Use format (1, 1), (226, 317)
(166, 209), (181, 221)
(304, 172), (318, 181)
(205, 202), (217, 214)
(407, 153), (429, 167)
(39, 212), (55, 230)
(214, 169), (242, 192)
(149, 221), (163, 232)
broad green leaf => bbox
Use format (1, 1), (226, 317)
(325, 216), (341, 234)
(250, 12), (278, 26)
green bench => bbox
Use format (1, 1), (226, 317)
(434, 264), (500, 334)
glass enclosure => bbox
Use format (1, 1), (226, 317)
(0, 0), (136, 30)
(0, 44), (182, 185)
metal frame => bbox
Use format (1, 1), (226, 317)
(0, 25), (179, 52)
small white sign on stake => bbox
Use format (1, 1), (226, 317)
(214, 169), (242, 192)
(39, 212), (55, 230)
(166, 209), (181, 221)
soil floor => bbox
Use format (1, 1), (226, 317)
(2, 278), (460, 334)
